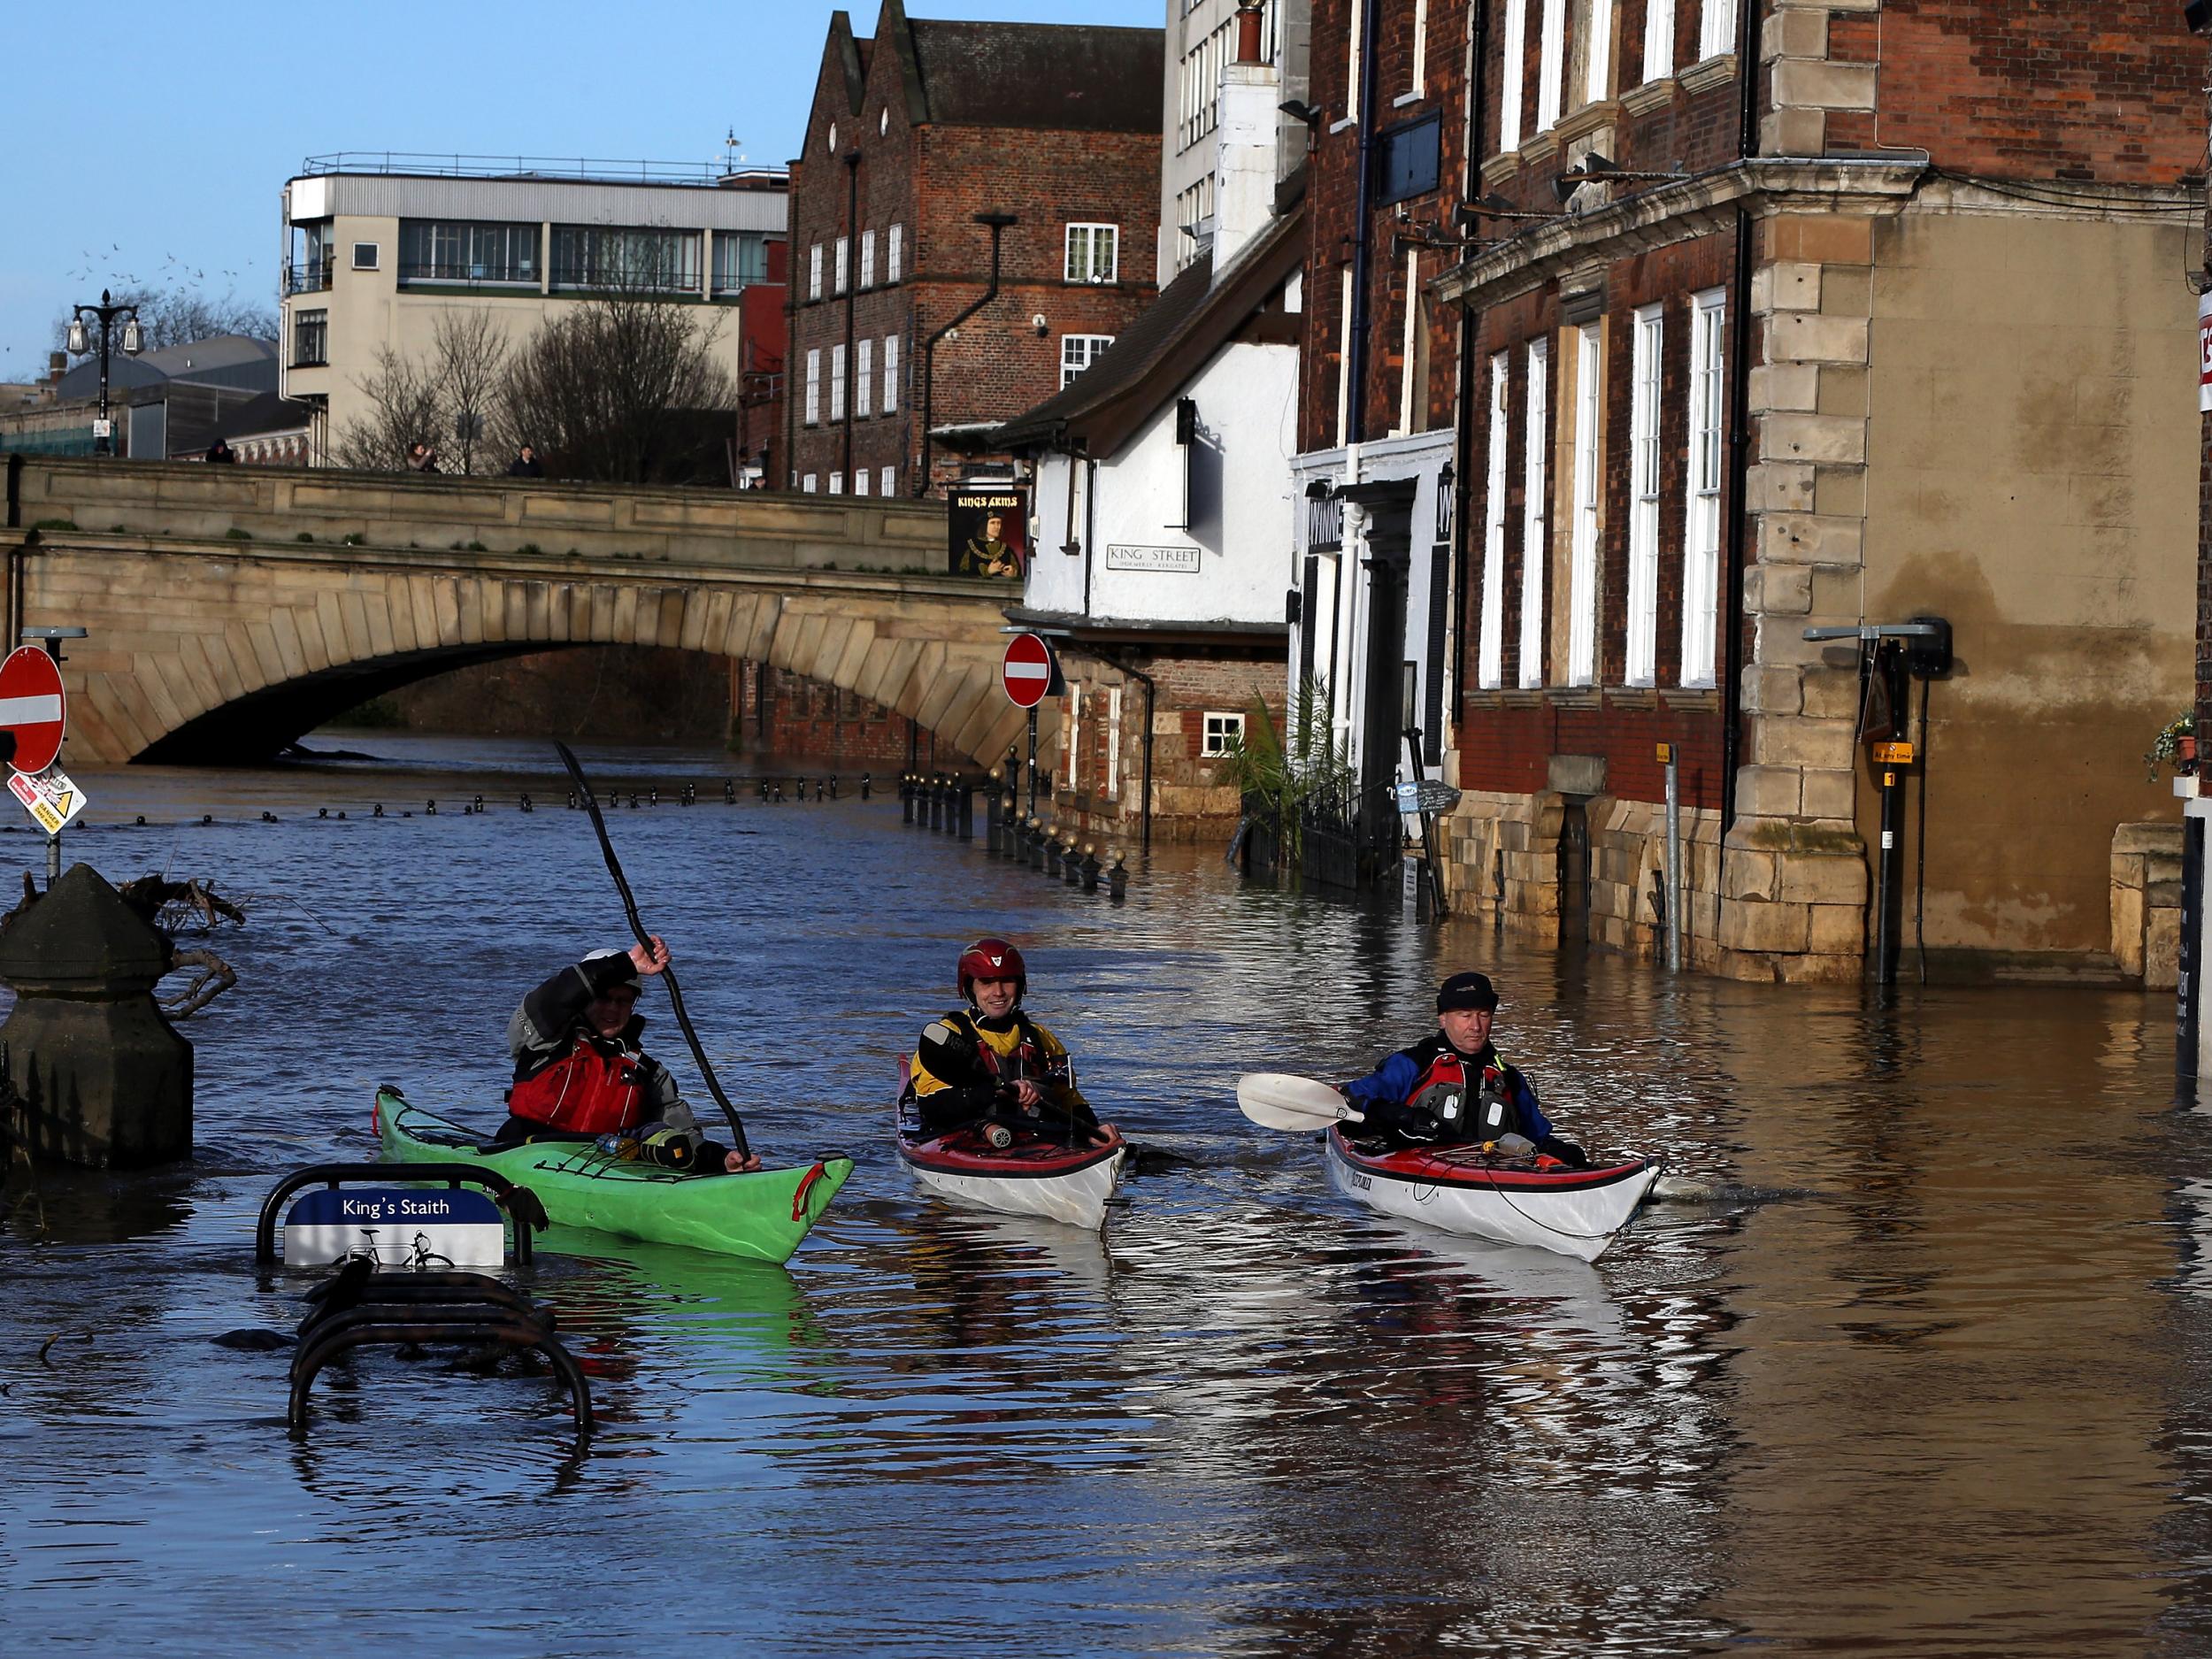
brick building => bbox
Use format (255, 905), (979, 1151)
(1287, 0), (1474, 890)
(1432, 0), (2202, 982)
(785, 2), (1165, 502)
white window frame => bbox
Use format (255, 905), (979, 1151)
(856, 339), (873, 418)
(1064, 223), (1119, 285)
(828, 471), (843, 495)
(1498, 0), (1526, 152)
(879, 465), (896, 496)
(1064, 682), (1083, 787)
(859, 229), (876, 288)
(833, 236), (849, 295)
(1061, 334), (1114, 388)
(1586, 0), (1613, 104)
(1201, 711), (1246, 758)
(887, 223), (903, 282)
(1642, 0), (1675, 82)
(1409, 0), (1430, 95)
(1536, 0), (1565, 133)
(1625, 303), (1663, 687)
(829, 342), (846, 422)
(882, 334), (900, 413)
(1519, 339), (1548, 688)
(1567, 324), (1601, 687)
(803, 348), (821, 425)
(1699, 0), (1735, 61)
(1105, 687), (1122, 799)
(1682, 288), (1725, 687)
(809, 242), (823, 301)
(802, 472), (818, 493)
(854, 469), (871, 497)
(1479, 350), (1509, 688)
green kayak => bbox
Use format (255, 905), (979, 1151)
(374, 1088), (851, 1264)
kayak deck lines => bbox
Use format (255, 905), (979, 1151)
(896, 1118), (1128, 1231)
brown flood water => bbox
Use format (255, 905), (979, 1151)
(0, 732), (2206, 1656)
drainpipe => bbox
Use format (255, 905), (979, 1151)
(782, 280), (797, 489)
(918, 211), (1016, 497)
(842, 149), (861, 486)
(1448, 1), (1488, 749)
(1344, 0), (1382, 445)
(5, 452), (20, 650)
(1718, 0), (1765, 850)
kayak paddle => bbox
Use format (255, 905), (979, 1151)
(555, 742), (752, 1163)
(1236, 1072), (1369, 1131)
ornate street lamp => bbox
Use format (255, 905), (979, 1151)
(65, 289), (144, 457)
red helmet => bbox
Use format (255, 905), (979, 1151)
(956, 937), (1027, 1002)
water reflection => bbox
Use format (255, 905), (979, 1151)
(0, 734), (2208, 1654)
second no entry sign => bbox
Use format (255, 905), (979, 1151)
(1001, 633), (1055, 710)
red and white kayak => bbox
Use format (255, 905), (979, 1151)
(897, 1121), (1128, 1231)
(1325, 1126), (1660, 1262)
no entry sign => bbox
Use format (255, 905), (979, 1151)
(1002, 633), (1056, 710)
(0, 647), (65, 773)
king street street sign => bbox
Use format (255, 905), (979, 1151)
(9, 765), (88, 836)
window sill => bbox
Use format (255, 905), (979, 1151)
(1551, 101), (1619, 147)
(1393, 90), (1425, 108)
(1479, 153), (1522, 192)
(1678, 54), (1737, 96)
(1609, 685), (1660, 709)
(1550, 687), (1605, 709)
(1329, 117), (1357, 135)
(1618, 80), (1675, 117)
(1660, 686), (1720, 709)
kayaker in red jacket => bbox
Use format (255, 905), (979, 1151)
(496, 938), (759, 1172)
(902, 937), (1106, 1146)
(1342, 972), (1590, 1166)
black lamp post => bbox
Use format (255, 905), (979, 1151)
(65, 290), (144, 457)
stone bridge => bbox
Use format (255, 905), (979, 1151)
(4, 457), (1045, 767)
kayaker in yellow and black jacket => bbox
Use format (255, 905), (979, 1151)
(901, 937), (1104, 1146)
(495, 938), (759, 1173)
(1343, 972), (1590, 1166)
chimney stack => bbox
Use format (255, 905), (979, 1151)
(1210, 2), (1279, 280)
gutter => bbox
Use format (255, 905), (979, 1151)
(1719, 0), (1764, 849)
(1344, 0), (1382, 445)
(918, 213), (1014, 495)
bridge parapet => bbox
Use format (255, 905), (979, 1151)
(6, 457), (947, 573)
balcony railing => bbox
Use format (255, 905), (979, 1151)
(396, 262), (540, 290)
(284, 261), (333, 295)
(299, 151), (787, 188)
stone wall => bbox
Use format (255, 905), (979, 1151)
(2112, 822), (2184, 990)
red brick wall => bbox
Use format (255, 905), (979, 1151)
(1823, 2), (2202, 181)
(732, 661), (943, 769)
(786, 19), (1161, 498)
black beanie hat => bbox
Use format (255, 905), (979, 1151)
(1436, 972), (1499, 1013)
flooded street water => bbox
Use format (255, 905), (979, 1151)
(3, 731), (2208, 1655)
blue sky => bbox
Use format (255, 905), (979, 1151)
(0, 0), (1155, 380)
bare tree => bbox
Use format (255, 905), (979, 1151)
(333, 346), (442, 471)
(430, 311), (509, 475)
(498, 267), (735, 485)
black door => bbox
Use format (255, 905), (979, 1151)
(1558, 803), (1590, 945)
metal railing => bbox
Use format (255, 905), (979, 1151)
(396, 261), (539, 289)
(300, 151), (787, 187)
(283, 261), (332, 294)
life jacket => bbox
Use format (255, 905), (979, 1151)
(898, 1009), (1067, 1133)
(507, 1028), (649, 1136)
(1403, 1037), (1526, 1144)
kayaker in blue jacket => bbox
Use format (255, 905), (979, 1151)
(1342, 972), (1590, 1166)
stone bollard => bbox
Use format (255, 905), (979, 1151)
(0, 863), (192, 1167)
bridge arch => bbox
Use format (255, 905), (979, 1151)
(29, 535), (1043, 769)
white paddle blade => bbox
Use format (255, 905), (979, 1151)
(1236, 1072), (1365, 1131)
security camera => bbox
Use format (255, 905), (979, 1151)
(1032, 313), (1048, 336)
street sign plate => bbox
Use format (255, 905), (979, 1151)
(1002, 633), (1054, 710)
(8, 765), (87, 836)
(0, 647), (66, 773)
(1874, 741), (1916, 766)
(1655, 742), (1674, 764)
(282, 1187), (507, 1270)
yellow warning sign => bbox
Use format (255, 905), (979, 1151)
(1655, 742), (1674, 764)
(8, 764), (88, 835)
(1873, 741), (1916, 766)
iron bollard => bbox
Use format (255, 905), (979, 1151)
(759, 776), (771, 802)
(1025, 818), (1045, 869)
(1062, 837), (1083, 885)
(985, 788), (1002, 853)
(1003, 796), (1020, 857)
(901, 774), (915, 825)
(926, 777), (941, 832)
(828, 776), (839, 801)
(956, 781), (974, 841)
(860, 772), (872, 801)
(1042, 824), (1063, 877)
(725, 778), (736, 803)
(1108, 851), (1129, 902)
(1079, 846), (1102, 892)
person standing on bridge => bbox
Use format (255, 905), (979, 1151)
(507, 443), (544, 478)
(496, 938), (760, 1173)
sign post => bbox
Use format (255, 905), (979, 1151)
(1658, 743), (1681, 972)
(1001, 633), (1056, 821)
(1, 636), (81, 886)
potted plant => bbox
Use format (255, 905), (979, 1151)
(2145, 709), (2197, 782)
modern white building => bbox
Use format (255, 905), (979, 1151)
(1158, 0), (1308, 280)
(998, 8), (1302, 844)
(278, 154), (787, 466)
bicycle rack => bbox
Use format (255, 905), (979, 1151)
(255, 1163), (550, 1267)
(286, 1258), (592, 1436)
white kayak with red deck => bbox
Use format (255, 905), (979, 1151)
(1324, 1125), (1659, 1262)
(896, 1118), (1127, 1230)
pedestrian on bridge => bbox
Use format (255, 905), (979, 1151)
(507, 443), (544, 479)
